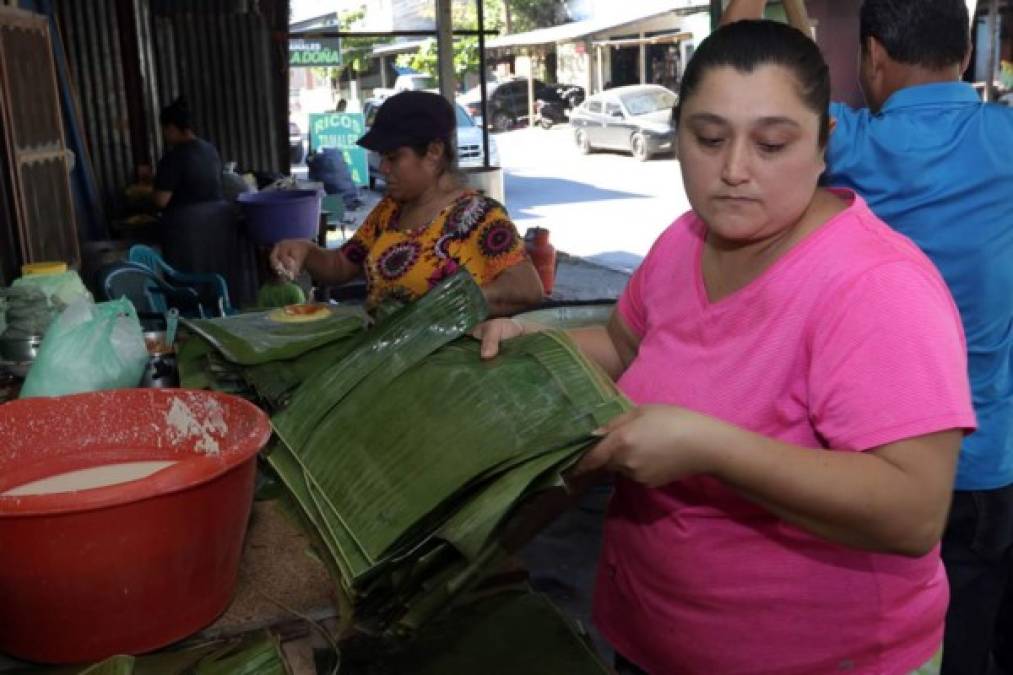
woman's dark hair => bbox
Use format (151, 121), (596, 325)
(860, 0), (969, 70)
(675, 20), (831, 147)
(159, 97), (192, 131)
(409, 133), (459, 176)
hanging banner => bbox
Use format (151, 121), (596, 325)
(309, 112), (368, 187)
(290, 38), (343, 67)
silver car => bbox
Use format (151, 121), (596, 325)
(570, 84), (677, 161)
(363, 98), (501, 189)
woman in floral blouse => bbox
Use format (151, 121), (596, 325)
(271, 91), (543, 316)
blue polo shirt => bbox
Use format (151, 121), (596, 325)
(825, 82), (1013, 490)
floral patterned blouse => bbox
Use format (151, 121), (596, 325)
(339, 191), (526, 309)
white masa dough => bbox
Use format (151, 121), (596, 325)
(3, 461), (177, 496)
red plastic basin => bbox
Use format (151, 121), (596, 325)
(0, 389), (272, 664)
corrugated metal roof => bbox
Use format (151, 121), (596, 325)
(51, 0), (287, 218)
(486, 1), (707, 49)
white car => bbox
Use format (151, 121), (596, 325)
(362, 98), (501, 190)
(570, 84), (677, 161)
(394, 73), (438, 92)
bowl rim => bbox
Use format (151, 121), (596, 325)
(0, 390), (271, 517)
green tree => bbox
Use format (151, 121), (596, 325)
(504, 0), (569, 33)
(396, 0), (571, 85)
(397, 1), (504, 83)
(313, 9), (387, 96)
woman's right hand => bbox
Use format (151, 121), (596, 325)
(270, 239), (313, 281)
(472, 318), (526, 359)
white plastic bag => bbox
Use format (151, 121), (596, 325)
(20, 298), (148, 398)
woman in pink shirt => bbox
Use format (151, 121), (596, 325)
(476, 20), (975, 675)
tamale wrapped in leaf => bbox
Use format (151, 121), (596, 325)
(184, 305), (365, 365)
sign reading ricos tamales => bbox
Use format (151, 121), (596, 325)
(290, 38), (342, 67)
(309, 112), (369, 187)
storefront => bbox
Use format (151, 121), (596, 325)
(486, 2), (711, 96)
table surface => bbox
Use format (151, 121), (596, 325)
(199, 499), (339, 640)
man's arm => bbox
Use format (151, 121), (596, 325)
(152, 190), (172, 209)
(720, 0), (766, 24)
(721, 0), (811, 34)
(152, 153), (179, 210)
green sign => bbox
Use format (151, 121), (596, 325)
(309, 112), (369, 187)
(290, 38), (342, 67)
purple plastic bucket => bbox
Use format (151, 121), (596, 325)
(238, 189), (321, 246)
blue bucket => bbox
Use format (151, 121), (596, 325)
(238, 189), (321, 246)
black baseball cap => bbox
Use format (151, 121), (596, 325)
(357, 91), (456, 153)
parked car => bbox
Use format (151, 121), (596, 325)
(361, 97), (501, 190)
(459, 79), (585, 132)
(569, 84), (677, 161)
(289, 121), (305, 164)
(394, 73), (438, 92)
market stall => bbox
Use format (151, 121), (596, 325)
(0, 270), (620, 674)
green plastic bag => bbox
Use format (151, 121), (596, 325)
(20, 298), (148, 398)
(11, 270), (91, 308)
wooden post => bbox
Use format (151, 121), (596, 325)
(527, 53), (535, 127)
(436, 0), (456, 102)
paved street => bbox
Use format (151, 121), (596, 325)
(497, 123), (690, 271)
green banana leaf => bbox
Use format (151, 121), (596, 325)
(264, 274), (628, 637)
(183, 305), (365, 366)
(19, 633), (287, 675)
(176, 333), (215, 390)
(181, 273), (625, 642)
(76, 657), (134, 675)
(340, 590), (610, 675)
(291, 333), (626, 566)
(242, 336), (360, 411)
(271, 272), (487, 452)
(435, 442), (583, 560)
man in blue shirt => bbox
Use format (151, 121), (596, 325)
(723, 1), (1013, 673)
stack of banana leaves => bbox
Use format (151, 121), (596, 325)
(177, 273), (630, 638)
(15, 633), (286, 675)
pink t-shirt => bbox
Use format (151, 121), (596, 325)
(594, 192), (976, 675)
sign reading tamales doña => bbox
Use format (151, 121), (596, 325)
(290, 38), (342, 67)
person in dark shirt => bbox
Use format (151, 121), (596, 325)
(150, 98), (256, 307)
(153, 97), (223, 210)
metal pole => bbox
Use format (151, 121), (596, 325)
(436, 0), (457, 102)
(985, 0), (999, 101)
(710, 0), (723, 31)
(639, 34), (647, 84)
(477, 0), (490, 167)
(528, 51), (535, 128)
(591, 44), (599, 91)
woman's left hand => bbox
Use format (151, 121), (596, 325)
(575, 405), (720, 487)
